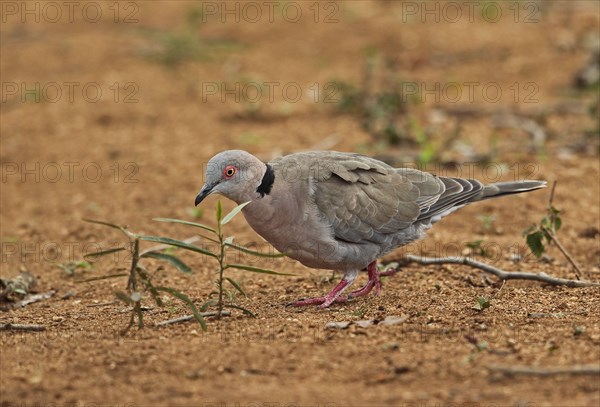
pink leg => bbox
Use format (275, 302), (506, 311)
(342, 261), (402, 299)
(347, 261), (379, 298)
(288, 262), (401, 308)
(288, 278), (351, 307)
(288, 271), (357, 308)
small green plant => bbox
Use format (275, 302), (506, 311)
(465, 240), (489, 257)
(140, 8), (243, 68)
(186, 207), (204, 220)
(83, 219), (211, 334)
(331, 52), (413, 146)
(524, 204), (561, 259)
(472, 296), (491, 312)
(351, 306), (368, 319)
(476, 214), (496, 232)
(57, 260), (92, 277)
(155, 200), (290, 318)
(84, 202), (289, 333)
(524, 181), (584, 279)
(411, 118), (441, 166)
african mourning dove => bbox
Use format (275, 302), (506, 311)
(195, 150), (546, 308)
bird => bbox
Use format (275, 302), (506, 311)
(194, 150), (546, 308)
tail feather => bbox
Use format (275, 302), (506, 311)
(419, 179), (546, 223)
(481, 180), (547, 200)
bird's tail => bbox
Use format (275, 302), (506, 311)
(417, 178), (546, 223)
(480, 180), (547, 200)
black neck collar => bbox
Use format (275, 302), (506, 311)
(256, 163), (275, 197)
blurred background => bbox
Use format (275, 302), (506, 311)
(2, 1), (598, 235)
(2, 1), (600, 405)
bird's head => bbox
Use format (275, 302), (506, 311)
(195, 150), (267, 206)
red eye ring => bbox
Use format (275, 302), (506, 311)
(223, 165), (237, 179)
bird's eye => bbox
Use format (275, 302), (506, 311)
(223, 165), (237, 178)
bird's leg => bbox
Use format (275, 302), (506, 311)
(289, 262), (402, 307)
(288, 270), (357, 308)
(348, 261), (379, 298)
(348, 261), (401, 297)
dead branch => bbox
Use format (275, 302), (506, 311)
(14, 290), (56, 308)
(86, 301), (118, 307)
(488, 364), (600, 376)
(543, 228), (585, 280)
(155, 310), (231, 327)
(404, 255), (599, 288)
(542, 180), (585, 280)
(0, 323), (46, 332)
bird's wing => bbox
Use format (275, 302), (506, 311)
(415, 177), (485, 221)
(282, 152), (443, 244)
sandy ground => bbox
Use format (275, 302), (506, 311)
(1, 1), (599, 406)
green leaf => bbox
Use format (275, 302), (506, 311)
(472, 296), (491, 311)
(466, 240), (484, 249)
(200, 299), (217, 312)
(152, 217), (216, 234)
(76, 261), (92, 269)
(116, 290), (134, 304)
(83, 218), (124, 230)
(526, 231), (545, 258)
(138, 235), (217, 258)
(221, 201), (251, 225)
(554, 216), (562, 232)
(83, 218), (137, 239)
(84, 247), (126, 260)
(198, 233), (220, 243)
(216, 200), (222, 223)
(223, 304), (256, 317)
(224, 242), (287, 258)
(225, 277), (247, 298)
(140, 252), (192, 273)
(155, 286), (206, 331)
(224, 263), (295, 276)
(541, 227), (553, 244)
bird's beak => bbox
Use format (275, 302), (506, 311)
(194, 182), (216, 206)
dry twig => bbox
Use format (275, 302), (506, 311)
(403, 255), (599, 288)
(541, 181), (585, 280)
(0, 323), (46, 332)
(14, 290), (56, 308)
(155, 310), (231, 327)
(488, 364), (600, 376)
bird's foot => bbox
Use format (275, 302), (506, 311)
(287, 294), (349, 308)
(288, 261), (401, 308)
(287, 278), (351, 308)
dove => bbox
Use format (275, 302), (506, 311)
(194, 150), (546, 308)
